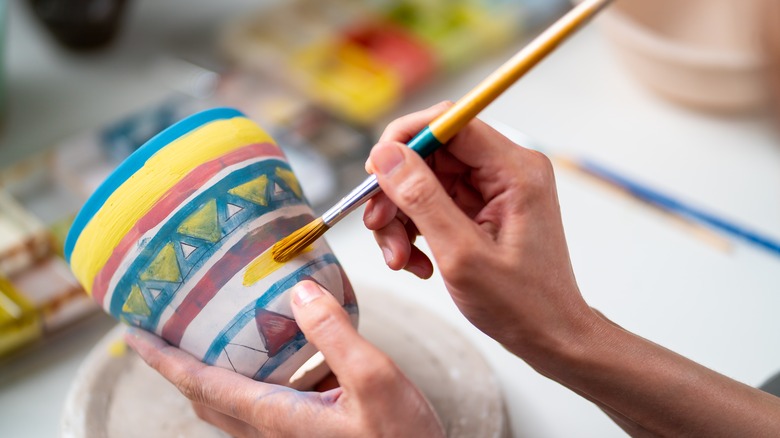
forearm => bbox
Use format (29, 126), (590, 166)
(517, 311), (780, 437)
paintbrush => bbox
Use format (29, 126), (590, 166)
(273, 0), (614, 263)
(569, 157), (780, 256)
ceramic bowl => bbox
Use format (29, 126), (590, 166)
(65, 108), (357, 387)
(593, 0), (769, 112)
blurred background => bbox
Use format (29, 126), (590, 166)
(2, 0), (780, 436)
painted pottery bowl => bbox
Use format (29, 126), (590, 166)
(65, 108), (357, 386)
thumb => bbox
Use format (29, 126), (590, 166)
(290, 280), (390, 393)
(368, 141), (479, 254)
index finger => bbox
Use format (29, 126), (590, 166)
(378, 101), (525, 173)
(378, 101), (454, 144)
(124, 328), (309, 424)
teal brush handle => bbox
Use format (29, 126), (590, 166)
(321, 126), (444, 226)
(407, 126), (444, 158)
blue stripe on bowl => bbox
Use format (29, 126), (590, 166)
(64, 107), (246, 263)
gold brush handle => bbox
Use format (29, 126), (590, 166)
(429, 0), (615, 143)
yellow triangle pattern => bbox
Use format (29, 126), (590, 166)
(275, 168), (302, 198)
(228, 175), (269, 206)
(140, 242), (181, 282)
(122, 285), (151, 316)
(177, 200), (221, 242)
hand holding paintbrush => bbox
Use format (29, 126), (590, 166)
(272, 0), (614, 262)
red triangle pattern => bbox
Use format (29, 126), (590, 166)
(255, 309), (301, 357)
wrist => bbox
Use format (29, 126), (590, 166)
(509, 306), (618, 376)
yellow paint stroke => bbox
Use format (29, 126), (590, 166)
(140, 243), (181, 283)
(274, 167), (302, 199)
(178, 199), (220, 243)
(70, 118), (274, 293)
(228, 175), (269, 206)
(243, 246), (313, 287)
(122, 285), (151, 316)
(107, 339), (127, 357)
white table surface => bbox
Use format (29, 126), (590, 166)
(3, 1), (780, 437)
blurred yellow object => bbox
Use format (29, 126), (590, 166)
(0, 191), (50, 277)
(220, 0), (530, 125)
(590, 0), (769, 113)
(290, 41), (402, 124)
(388, 3), (520, 71)
(107, 338), (126, 357)
(0, 276), (42, 357)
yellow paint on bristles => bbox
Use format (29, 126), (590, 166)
(271, 218), (327, 263)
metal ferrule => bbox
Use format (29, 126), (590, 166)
(322, 175), (381, 226)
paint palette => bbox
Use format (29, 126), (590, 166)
(220, 0), (570, 125)
(0, 276), (41, 357)
(0, 191), (49, 277)
(0, 157), (97, 359)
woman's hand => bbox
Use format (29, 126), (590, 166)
(126, 280), (444, 438)
(364, 102), (598, 356)
(365, 102), (780, 437)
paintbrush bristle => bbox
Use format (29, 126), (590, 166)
(272, 218), (328, 263)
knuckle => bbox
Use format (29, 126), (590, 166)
(384, 117), (407, 135)
(143, 349), (164, 371)
(524, 151), (555, 189)
(354, 353), (399, 389)
(432, 100), (455, 111)
(437, 246), (478, 284)
(175, 368), (209, 404)
(383, 101), (454, 139)
(302, 301), (344, 339)
(395, 173), (439, 213)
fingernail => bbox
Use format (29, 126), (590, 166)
(124, 326), (152, 343)
(371, 142), (404, 175)
(126, 326), (152, 342)
(293, 281), (324, 306)
(382, 246), (394, 265)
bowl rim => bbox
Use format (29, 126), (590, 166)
(600, 3), (764, 69)
(64, 107), (245, 263)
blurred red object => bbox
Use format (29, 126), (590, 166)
(343, 21), (437, 93)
